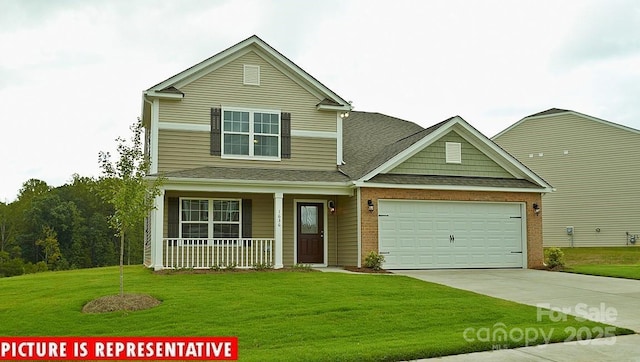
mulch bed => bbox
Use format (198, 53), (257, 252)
(343, 266), (393, 274)
(82, 294), (161, 314)
(153, 267), (319, 275)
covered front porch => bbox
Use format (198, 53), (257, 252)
(144, 184), (359, 270)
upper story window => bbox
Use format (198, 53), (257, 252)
(222, 108), (280, 159)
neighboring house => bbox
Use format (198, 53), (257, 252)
(141, 35), (552, 270)
(494, 108), (640, 247)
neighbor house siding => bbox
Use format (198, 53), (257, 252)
(494, 113), (640, 247)
(390, 131), (513, 178)
(359, 188), (543, 268)
(158, 50), (337, 132)
(336, 194), (359, 266)
(157, 129), (337, 172)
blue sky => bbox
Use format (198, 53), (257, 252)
(1, 0), (639, 201)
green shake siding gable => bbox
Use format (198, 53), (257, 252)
(390, 131), (514, 178)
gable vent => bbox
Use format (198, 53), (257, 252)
(445, 142), (462, 164)
(243, 64), (260, 85)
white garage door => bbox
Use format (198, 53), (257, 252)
(378, 200), (525, 269)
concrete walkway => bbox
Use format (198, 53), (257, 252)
(393, 269), (640, 361)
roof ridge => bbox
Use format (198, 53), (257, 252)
(525, 108), (571, 118)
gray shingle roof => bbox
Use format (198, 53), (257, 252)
(526, 108), (570, 118)
(340, 111), (449, 179)
(367, 174), (540, 189)
(162, 166), (351, 183)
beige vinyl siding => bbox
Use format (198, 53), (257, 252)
(390, 131), (513, 178)
(494, 113), (640, 247)
(157, 129), (336, 172)
(336, 194), (359, 266)
(158, 49), (336, 132)
(163, 192), (274, 239)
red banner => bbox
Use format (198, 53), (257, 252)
(0, 337), (238, 360)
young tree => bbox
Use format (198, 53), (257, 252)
(98, 119), (162, 296)
(35, 226), (62, 270)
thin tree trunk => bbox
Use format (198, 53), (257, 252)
(120, 233), (124, 297)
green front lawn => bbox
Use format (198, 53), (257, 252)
(560, 247), (640, 280)
(0, 266), (631, 361)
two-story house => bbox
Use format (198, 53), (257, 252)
(494, 108), (640, 247)
(142, 36), (552, 271)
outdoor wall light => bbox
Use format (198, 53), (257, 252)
(367, 199), (374, 213)
(328, 200), (336, 214)
(532, 203), (541, 215)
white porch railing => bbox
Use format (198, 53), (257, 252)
(162, 238), (274, 269)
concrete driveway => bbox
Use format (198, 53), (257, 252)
(394, 269), (640, 361)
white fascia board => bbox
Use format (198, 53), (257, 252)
(316, 104), (352, 112)
(156, 177), (354, 196)
(359, 117), (460, 181)
(354, 181), (551, 194)
(149, 99), (160, 174)
(336, 113), (344, 165)
(143, 90), (184, 100)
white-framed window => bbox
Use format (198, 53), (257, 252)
(179, 198), (241, 239)
(212, 200), (240, 238)
(445, 142), (462, 164)
(222, 107), (280, 159)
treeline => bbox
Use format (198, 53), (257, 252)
(0, 175), (143, 277)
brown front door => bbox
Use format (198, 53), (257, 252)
(297, 202), (324, 264)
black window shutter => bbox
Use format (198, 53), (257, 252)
(168, 197), (179, 238)
(211, 108), (222, 156)
(281, 112), (291, 159)
(242, 199), (252, 238)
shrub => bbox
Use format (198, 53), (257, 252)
(545, 247), (565, 270)
(24, 261), (48, 274)
(364, 251), (385, 271)
(292, 263), (312, 271)
(252, 262), (273, 271)
(0, 258), (25, 277)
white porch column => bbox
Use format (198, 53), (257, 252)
(152, 190), (165, 271)
(274, 192), (284, 269)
